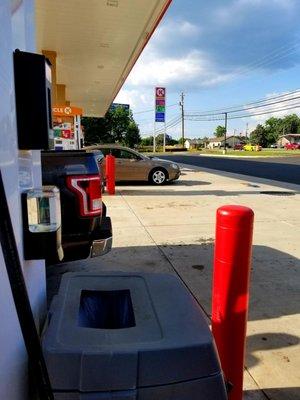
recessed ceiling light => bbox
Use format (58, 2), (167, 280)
(97, 65), (104, 69)
(99, 43), (109, 48)
(107, 0), (118, 7)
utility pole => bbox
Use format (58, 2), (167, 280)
(223, 112), (228, 154)
(180, 92), (185, 147)
(246, 122), (249, 139)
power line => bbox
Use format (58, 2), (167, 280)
(135, 110), (179, 124)
(232, 95), (300, 114)
(133, 103), (178, 115)
(140, 88), (300, 136)
(237, 43), (297, 70)
(143, 97), (300, 135)
(185, 103), (300, 121)
(229, 103), (300, 120)
(142, 115), (181, 136)
(153, 117), (181, 133)
(231, 42), (300, 79)
(149, 114), (181, 125)
(218, 42), (300, 85)
(142, 116), (181, 135)
(186, 94), (300, 118)
(186, 88), (300, 115)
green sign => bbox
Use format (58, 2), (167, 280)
(156, 105), (165, 112)
(54, 128), (61, 138)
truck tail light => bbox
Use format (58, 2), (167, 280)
(66, 175), (102, 217)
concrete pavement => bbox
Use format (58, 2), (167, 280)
(47, 165), (300, 400)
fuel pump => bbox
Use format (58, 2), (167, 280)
(52, 105), (83, 150)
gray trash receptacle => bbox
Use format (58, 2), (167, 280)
(42, 272), (228, 399)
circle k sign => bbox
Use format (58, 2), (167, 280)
(156, 87), (166, 98)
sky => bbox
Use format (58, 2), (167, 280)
(114, 0), (300, 139)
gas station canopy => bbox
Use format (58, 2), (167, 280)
(35, 0), (171, 117)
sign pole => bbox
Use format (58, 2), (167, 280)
(163, 120), (166, 152)
(163, 96), (166, 152)
(153, 122), (156, 153)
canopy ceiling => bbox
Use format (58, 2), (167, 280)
(36, 0), (171, 116)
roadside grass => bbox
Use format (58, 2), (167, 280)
(199, 149), (300, 157)
(145, 149), (300, 157)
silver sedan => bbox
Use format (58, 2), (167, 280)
(84, 144), (181, 185)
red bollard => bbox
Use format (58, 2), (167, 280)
(212, 205), (254, 400)
(105, 154), (115, 195)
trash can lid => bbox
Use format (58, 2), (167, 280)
(43, 272), (221, 392)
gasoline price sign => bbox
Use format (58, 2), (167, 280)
(155, 87), (166, 122)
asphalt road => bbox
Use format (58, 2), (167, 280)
(160, 155), (300, 185)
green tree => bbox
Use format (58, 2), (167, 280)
(167, 136), (179, 145)
(81, 117), (111, 145)
(105, 107), (131, 143)
(178, 137), (186, 145)
(155, 133), (174, 146)
(140, 136), (153, 146)
(82, 106), (141, 148)
(281, 114), (300, 134)
(214, 125), (226, 137)
(259, 114), (300, 146)
(264, 117), (282, 145)
(124, 121), (141, 148)
(250, 124), (268, 147)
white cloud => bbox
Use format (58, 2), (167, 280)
(114, 18), (232, 94)
(178, 21), (201, 36)
(126, 49), (232, 89)
(153, 19), (201, 43)
(114, 89), (151, 110)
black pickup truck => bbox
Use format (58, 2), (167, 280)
(41, 150), (112, 264)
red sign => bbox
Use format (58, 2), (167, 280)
(156, 87), (165, 98)
(61, 129), (72, 139)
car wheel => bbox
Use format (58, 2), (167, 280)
(149, 168), (167, 185)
